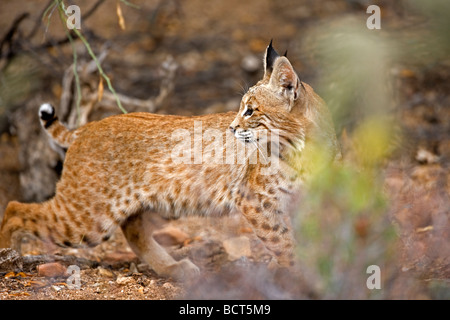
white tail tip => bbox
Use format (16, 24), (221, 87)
(39, 103), (55, 120)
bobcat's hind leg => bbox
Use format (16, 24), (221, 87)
(0, 201), (49, 252)
(120, 211), (200, 281)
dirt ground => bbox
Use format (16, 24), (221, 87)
(0, 0), (449, 300)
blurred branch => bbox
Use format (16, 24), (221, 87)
(54, 0), (127, 114)
(0, 0), (108, 74)
(0, 13), (29, 69)
(56, 3), (82, 125)
(86, 55), (178, 114)
(84, 0), (108, 20)
(60, 51), (177, 128)
(1, 0), (175, 123)
(25, 0), (53, 40)
(120, 0), (141, 10)
(34, 0), (106, 50)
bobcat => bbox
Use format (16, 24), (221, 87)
(0, 42), (340, 280)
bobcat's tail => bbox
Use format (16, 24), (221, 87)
(39, 103), (78, 148)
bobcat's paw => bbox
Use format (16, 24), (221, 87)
(166, 258), (200, 281)
(267, 256), (296, 271)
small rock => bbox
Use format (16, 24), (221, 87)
(37, 262), (67, 277)
(0, 248), (23, 272)
(162, 282), (175, 290)
(52, 285), (63, 292)
(116, 275), (134, 285)
(153, 226), (190, 246)
(137, 263), (149, 272)
(129, 262), (138, 274)
(222, 236), (252, 261)
(241, 54), (260, 73)
(97, 267), (115, 278)
(416, 148), (439, 164)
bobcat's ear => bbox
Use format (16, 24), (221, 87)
(268, 56), (301, 107)
(263, 40), (280, 79)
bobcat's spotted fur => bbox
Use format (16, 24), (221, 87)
(0, 42), (340, 280)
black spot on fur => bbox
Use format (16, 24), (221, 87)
(44, 117), (57, 129)
(63, 240), (72, 247)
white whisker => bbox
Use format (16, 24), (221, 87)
(251, 139), (268, 164)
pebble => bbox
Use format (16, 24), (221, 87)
(116, 276), (134, 285)
(37, 262), (67, 277)
(97, 267), (115, 278)
(162, 282), (175, 290)
(415, 148), (439, 164)
(52, 285), (63, 292)
(129, 262), (138, 274)
(137, 263), (149, 272)
(241, 54), (260, 73)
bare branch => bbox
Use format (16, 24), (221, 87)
(0, 12), (29, 69)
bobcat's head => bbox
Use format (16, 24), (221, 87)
(229, 41), (340, 162)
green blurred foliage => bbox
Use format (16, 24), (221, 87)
(303, 16), (394, 133)
(0, 55), (43, 114)
(294, 140), (394, 298)
(292, 0), (450, 298)
(407, 0), (450, 57)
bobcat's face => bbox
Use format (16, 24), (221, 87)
(230, 85), (285, 143)
(229, 42), (305, 152)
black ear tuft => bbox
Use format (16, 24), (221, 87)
(283, 50), (288, 57)
(265, 39), (280, 73)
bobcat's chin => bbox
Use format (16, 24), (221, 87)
(234, 129), (254, 143)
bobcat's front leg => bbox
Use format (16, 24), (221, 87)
(235, 189), (296, 268)
(121, 211), (200, 281)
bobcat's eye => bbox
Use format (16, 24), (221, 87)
(243, 107), (253, 117)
